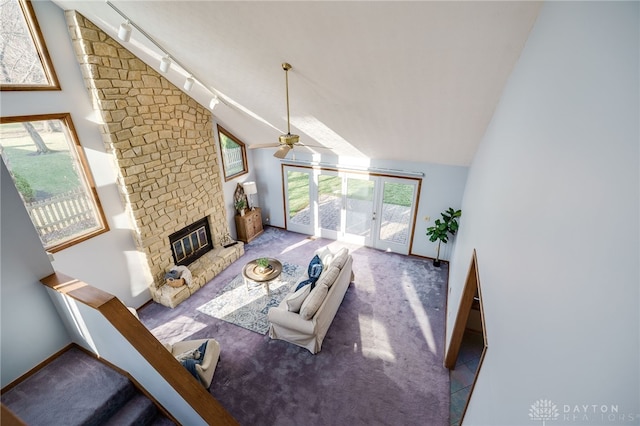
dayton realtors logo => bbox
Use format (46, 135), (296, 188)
(529, 399), (560, 425)
(530, 399), (638, 424)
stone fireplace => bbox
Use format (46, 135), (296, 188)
(169, 217), (212, 267)
(66, 12), (243, 307)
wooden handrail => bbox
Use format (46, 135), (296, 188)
(1, 404), (26, 426)
(41, 272), (238, 426)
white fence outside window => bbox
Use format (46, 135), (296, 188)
(223, 146), (244, 175)
(26, 189), (97, 245)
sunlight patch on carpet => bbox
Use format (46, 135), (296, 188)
(280, 238), (312, 254)
(197, 262), (303, 335)
(358, 313), (396, 362)
(403, 278), (437, 354)
(150, 315), (209, 345)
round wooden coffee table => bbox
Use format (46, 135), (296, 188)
(242, 258), (283, 296)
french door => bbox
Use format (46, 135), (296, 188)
(372, 177), (419, 254)
(284, 166), (419, 255)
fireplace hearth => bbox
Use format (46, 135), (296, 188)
(169, 217), (212, 267)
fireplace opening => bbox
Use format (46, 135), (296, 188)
(169, 217), (213, 266)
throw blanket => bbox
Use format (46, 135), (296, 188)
(178, 341), (208, 384)
(169, 265), (192, 286)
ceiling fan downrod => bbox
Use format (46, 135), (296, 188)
(283, 62), (292, 135)
(279, 62), (299, 145)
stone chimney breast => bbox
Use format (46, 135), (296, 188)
(66, 11), (243, 308)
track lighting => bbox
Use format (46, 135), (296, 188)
(209, 96), (220, 110)
(184, 76), (195, 91)
(107, 1), (222, 109)
(117, 20), (131, 42)
(159, 56), (171, 73)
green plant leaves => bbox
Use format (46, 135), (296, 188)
(426, 208), (462, 243)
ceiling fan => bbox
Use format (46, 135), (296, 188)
(249, 62), (329, 159)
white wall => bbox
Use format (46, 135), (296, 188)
(212, 118), (261, 240)
(1, 162), (71, 386)
(448, 2), (639, 424)
(250, 148), (286, 228)
(1, 1), (155, 308)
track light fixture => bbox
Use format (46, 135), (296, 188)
(159, 56), (171, 73)
(209, 96), (220, 110)
(117, 20), (131, 42)
(184, 76), (195, 91)
(106, 1), (224, 107)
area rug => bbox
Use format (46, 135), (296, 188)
(197, 262), (303, 335)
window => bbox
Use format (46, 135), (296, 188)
(0, 113), (108, 252)
(217, 125), (248, 181)
(0, 0), (60, 90)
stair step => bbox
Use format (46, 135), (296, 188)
(2, 347), (136, 425)
(104, 393), (159, 426)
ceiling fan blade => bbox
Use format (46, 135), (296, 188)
(249, 143), (281, 149)
(273, 145), (292, 159)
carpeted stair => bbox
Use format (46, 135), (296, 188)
(1, 346), (175, 426)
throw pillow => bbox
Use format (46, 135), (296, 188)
(315, 246), (334, 269)
(300, 283), (329, 320)
(317, 265), (340, 288)
(332, 248), (349, 269)
(308, 254), (324, 280)
(295, 277), (313, 291)
(286, 284), (311, 312)
(295, 254), (324, 291)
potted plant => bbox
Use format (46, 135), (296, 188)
(235, 198), (247, 216)
(256, 257), (272, 275)
(426, 207), (462, 267)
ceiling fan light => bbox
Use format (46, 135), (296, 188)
(117, 21), (132, 42)
(159, 56), (171, 73)
(184, 76), (195, 91)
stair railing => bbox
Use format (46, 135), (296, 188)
(41, 271), (238, 426)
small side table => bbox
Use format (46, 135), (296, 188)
(242, 258), (283, 296)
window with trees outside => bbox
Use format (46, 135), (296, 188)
(0, 114), (108, 252)
(0, 0), (60, 90)
(217, 125), (248, 181)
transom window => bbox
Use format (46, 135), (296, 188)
(0, 113), (108, 252)
(0, 0), (60, 90)
(217, 125), (248, 181)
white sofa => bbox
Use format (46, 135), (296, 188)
(268, 247), (354, 354)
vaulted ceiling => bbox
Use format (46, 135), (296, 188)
(52, 1), (542, 167)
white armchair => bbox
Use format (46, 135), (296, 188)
(164, 338), (221, 388)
